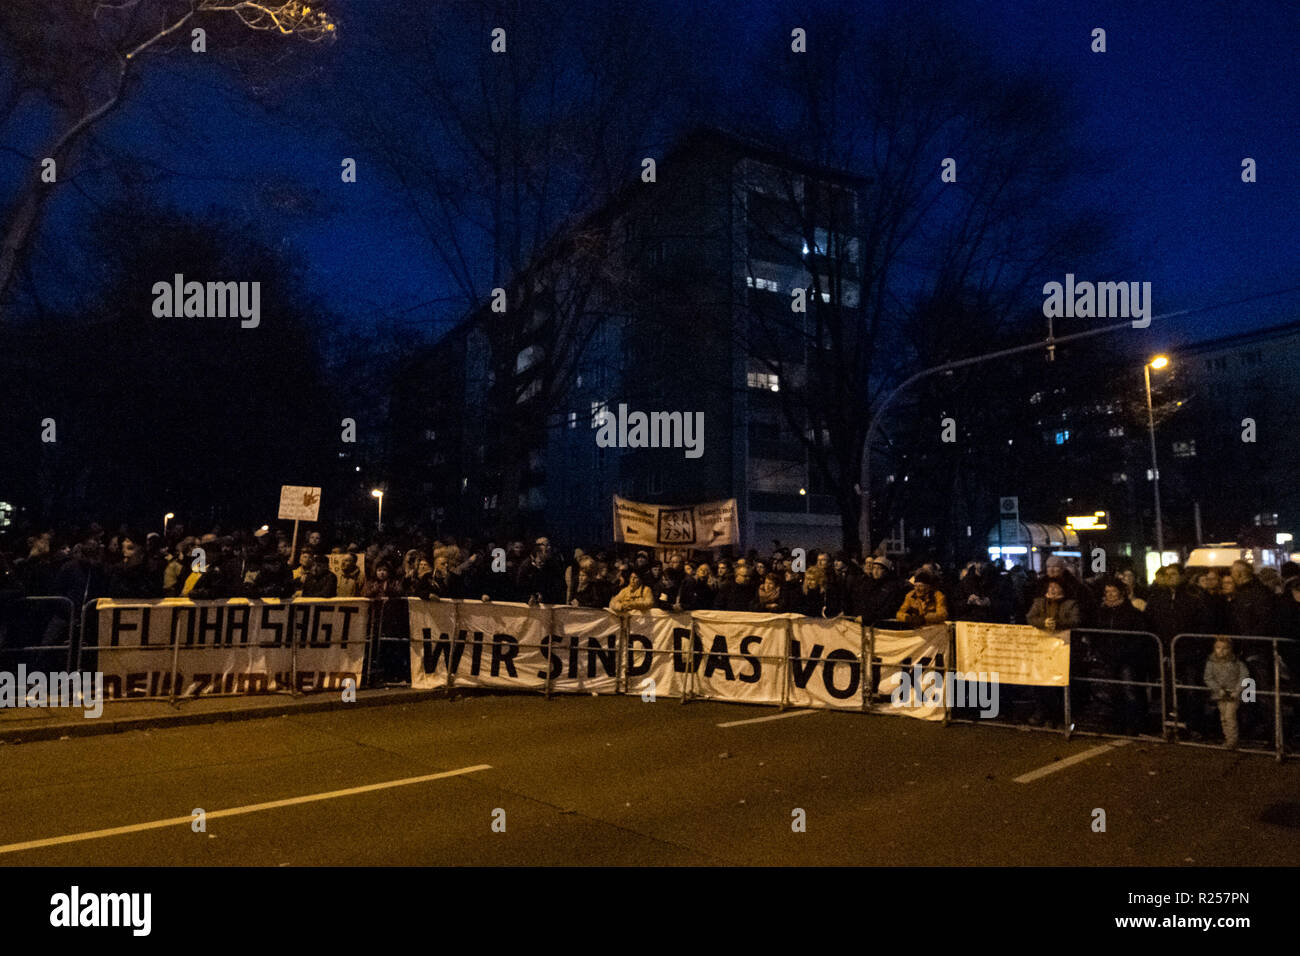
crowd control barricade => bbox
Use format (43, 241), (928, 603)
(80, 597), (370, 705)
(0, 595), (77, 673)
(947, 620), (1074, 737)
(1170, 633), (1298, 762)
(1067, 629), (1166, 741)
(407, 599), (624, 697)
(860, 621), (955, 722)
(621, 608), (692, 701)
(681, 610), (796, 708)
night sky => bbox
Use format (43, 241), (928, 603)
(4, 0), (1297, 344)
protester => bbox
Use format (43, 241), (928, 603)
(896, 570), (948, 626)
(609, 569), (655, 612)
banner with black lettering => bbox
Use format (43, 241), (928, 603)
(685, 610), (791, 705)
(787, 616), (865, 710)
(93, 598), (367, 699)
(873, 624), (952, 721)
(622, 609), (691, 700)
(612, 496), (739, 548)
(408, 600), (622, 693)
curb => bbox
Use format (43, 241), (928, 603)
(0, 687), (449, 745)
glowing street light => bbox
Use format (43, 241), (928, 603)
(1144, 356), (1171, 553)
(371, 488), (384, 531)
(164, 512), (174, 535)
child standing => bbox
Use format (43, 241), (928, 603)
(1203, 638), (1250, 749)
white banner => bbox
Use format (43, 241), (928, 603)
(408, 600), (622, 694)
(686, 610), (792, 706)
(278, 485), (322, 521)
(956, 621), (1070, 687)
(612, 496), (739, 548)
(623, 609), (692, 701)
(787, 616), (865, 710)
(873, 624), (952, 721)
(402, 601), (956, 720)
(94, 598), (367, 699)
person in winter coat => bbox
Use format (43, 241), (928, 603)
(1227, 561), (1278, 637)
(895, 570), (948, 626)
(609, 570), (656, 612)
(1027, 580), (1080, 631)
(1093, 578), (1152, 734)
(1204, 637), (1251, 749)
(851, 557), (908, 624)
(676, 563), (715, 611)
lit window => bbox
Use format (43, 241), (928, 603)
(745, 275), (780, 292)
(747, 371), (780, 392)
(568, 411), (577, 430)
(591, 401), (609, 427)
(1172, 440), (1196, 458)
(1108, 426), (1124, 438)
(424, 428), (437, 441)
(1054, 430), (1070, 445)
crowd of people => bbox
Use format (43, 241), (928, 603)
(2, 522), (1299, 634)
(2, 522), (1297, 745)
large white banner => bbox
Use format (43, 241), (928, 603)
(402, 600), (956, 720)
(955, 621), (1069, 687)
(94, 598), (367, 699)
(612, 496), (739, 548)
(409, 600), (622, 694)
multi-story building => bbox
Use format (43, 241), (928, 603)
(389, 128), (871, 551)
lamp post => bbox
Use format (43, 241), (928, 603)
(857, 317), (1146, 556)
(371, 489), (384, 532)
(163, 512), (174, 536)
(1144, 355), (1170, 555)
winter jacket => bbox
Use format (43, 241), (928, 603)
(896, 588), (949, 625)
(1026, 596), (1080, 631)
(1204, 654), (1250, 701)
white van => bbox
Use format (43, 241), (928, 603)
(1185, 543), (1284, 577)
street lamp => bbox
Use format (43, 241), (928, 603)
(371, 489), (384, 531)
(1144, 355), (1170, 555)
(164, 512), (174, 536)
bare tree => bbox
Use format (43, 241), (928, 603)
(0, 0), (336, 317)
(352, 0), (686, 533)
(729, 5), (1118, 555)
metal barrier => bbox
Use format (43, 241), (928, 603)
(1068, 629), (1167, 741)
(25, 592), (1295, 764)
(1170, 633), (1298, 762)
(0, 595), (77, 672)
(946, 625), (1164, 741)
(681, 611), (795, 709)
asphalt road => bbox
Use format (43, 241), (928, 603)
(1, 694), (1297, 866)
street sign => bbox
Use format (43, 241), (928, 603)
(278, 485), (322, 522)
(1067, 511), (1109, 531)
(998, 495), (1020, 544)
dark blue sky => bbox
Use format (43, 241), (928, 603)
(7, 0), (1298, 345)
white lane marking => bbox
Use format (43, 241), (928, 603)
(1014, 740), (1131, 784)
(717, 709), (819, 728)
(0, 764), (492, 855)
